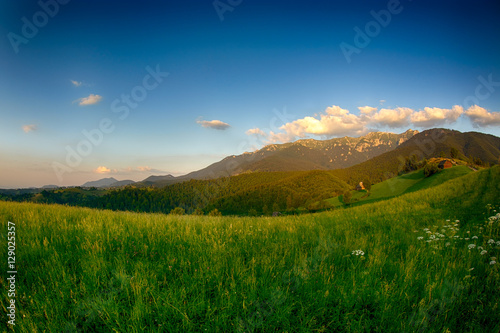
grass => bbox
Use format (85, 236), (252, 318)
(0, 166), (499, 332)
(327, 165), (472, 208)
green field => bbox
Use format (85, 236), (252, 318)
(1, 167), (499, 332)
(327, 165), (473, 208)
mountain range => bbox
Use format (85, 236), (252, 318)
(76, 128), (499, 189)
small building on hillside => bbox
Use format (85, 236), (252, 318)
(438, 160), (453, 169)
(355, 182), (365, 191)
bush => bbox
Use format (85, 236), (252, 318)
(208, 208), (222, 216)
(192, 208), (204, 216)
(169, 207), (185, 215)
(423, 163), (439, 177)
(342, 191), (352, 205)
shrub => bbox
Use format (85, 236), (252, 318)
(208, 208), (222, 216)
(423, 163), (439, 177)
(169, 207), (185, 215)
(342, 191), (352, 205)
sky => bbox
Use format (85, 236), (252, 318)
(0, 0), (499, 188)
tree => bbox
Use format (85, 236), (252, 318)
(192, 208), (204, 216)
(362, 178), (371, 191)
(342, 190), (352, 205)
(423, 163), (439, 177)
(170, 207), (185, 215)
(248, 208), (258, 216)
(450, 147), (459, 159)
(208, 208), (222, 216)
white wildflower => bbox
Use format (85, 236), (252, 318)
(487, 239), (495, 244)
(472, 236), (478, 239)
(417, 237), (424, 240)
(468, 244), (476, 249)
(481, 250), (488, 255)
(490, 261), (497, 265)
(352, 249), (365, 256)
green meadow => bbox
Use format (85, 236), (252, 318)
(328, 165), (473, 208)
(1, 167), (499, 332)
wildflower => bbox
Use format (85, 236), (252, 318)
(481, 250), (487, 255)
(491, 257), (497, 261)
(429, 235), (436, 240)
(497, 241), (500, 246)
(472, 236), (478, 239)
(468, 244), (476, 249)
(352, 249), (365, 256)
(487, 239), (495, 244)
(445, 242), (451, 247)
(469, 268), (474, 271)
(478, 246), (483, 250)
(465, 238), (470, 241)
(417, 237), (424, 240)
(490, 261), (497, 265)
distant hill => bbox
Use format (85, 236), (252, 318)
(42, 185), (59, 189)
(142, 175), (175, 184)
(82, 177), (119, 188)
(107, 180), (135, 188)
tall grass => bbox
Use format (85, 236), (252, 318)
(0, 167), (499, 332)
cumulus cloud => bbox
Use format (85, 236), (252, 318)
(197, 119), (230, 130)
(22, 124), (37, 133)
(465, 105), (500, 127)
(358, 106), (377, 115)
(71, 80), (82, 87)
(75, 94), (102, 106)
(369, 107), (413, 128)
(94, 166), (111, 174)
(137, 166), (152, 171)
(246, 104), (486, 144)
(410, 105), (464, 128)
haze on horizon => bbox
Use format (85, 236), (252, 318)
(1, 0), (499, 188)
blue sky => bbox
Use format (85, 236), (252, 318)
(1, 0), (499, 188)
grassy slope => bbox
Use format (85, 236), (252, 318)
(0, 167), (499, 332)
(327, 165), (472, 208)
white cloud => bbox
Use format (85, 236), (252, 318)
(76, 94), (102, 106)
(465, 105), (500, 127)
(358, 106), (377, 115)
(71, 80), (82, 87)
(245, 104), (497, 145)
(22, 124), (37, 133)
(410, 105), (464, 128)
(368, 107), (413, 128)
(94, 166), (111, 174)
(137, 166), (152, 171)
(197, 119), (230, 130)
(246, 128), (266, 136)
